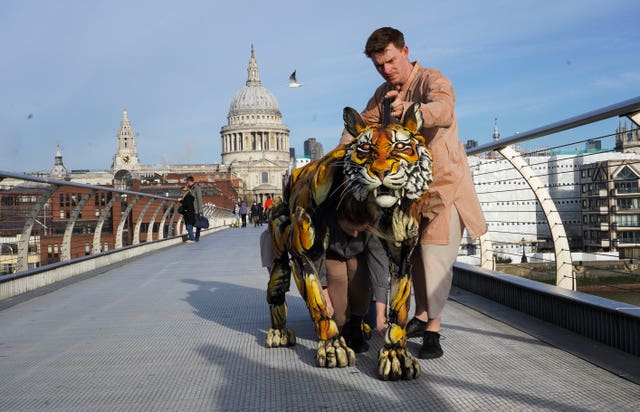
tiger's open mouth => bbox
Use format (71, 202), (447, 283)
(372, 187), (403, 208)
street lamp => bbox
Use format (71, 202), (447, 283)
(520, 237), (528, 263)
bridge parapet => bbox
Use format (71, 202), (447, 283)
(0, 172), (237, 298)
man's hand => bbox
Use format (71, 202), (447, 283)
(321, 287), (334, 317)
(375, 301), (387, 337)
(384, 89), (407, 118)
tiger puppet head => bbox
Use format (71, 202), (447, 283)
(341, 104), (433, 252)
(343, 103), (433, 211)
(265, 103), (433, 381)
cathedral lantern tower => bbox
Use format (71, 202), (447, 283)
(220, 46), (291, 202)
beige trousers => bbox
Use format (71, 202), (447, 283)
(325, 255), (371, 328)
(411, 205), (462, 319)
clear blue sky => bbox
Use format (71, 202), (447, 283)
(1, 0), (639, 172)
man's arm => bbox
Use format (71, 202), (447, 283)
(359, 68), (456, 130)
(195, 185), (204, 214)
(414, 70), (456, 129)
(365, 234), (389, 302)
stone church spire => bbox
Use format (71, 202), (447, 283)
(112, 107), (140, 172)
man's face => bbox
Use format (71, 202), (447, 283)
(370, 44), (411, 86)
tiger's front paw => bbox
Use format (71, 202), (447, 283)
(376, 323), (420, 380)
(377, 346), (421, 381)
(266, 328), (296, 348)
(316, 337), (356, 368)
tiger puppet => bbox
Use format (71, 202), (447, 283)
(265, 103), (433, 381)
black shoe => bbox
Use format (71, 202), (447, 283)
(418, 331), (444, 359)
(343, 318), (369, 353)
(406, 317), (427, 338)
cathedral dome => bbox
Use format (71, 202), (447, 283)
(229, 84), (280, 116)
(228, 46), (281, 117)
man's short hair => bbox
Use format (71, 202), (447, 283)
(186, 176), (194, 182)
(364, 27), (405, 57)
(338, 196), (381, 226)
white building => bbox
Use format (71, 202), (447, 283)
(469, 144), (640, 261)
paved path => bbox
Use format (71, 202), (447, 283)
(0, 226), (638, 411)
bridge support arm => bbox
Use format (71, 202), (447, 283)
(497, 145), (575, 290)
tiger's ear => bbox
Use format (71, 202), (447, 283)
(402, 103), (423, 134)
(343, 107), (367, 138)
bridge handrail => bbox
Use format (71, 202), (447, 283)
(0, 172), (237, 280)
(468, 96), (640, 155)
(464, 96), (640, 294)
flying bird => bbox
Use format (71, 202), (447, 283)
(27, 113), (33, 120)
(288, 70), (302, 88)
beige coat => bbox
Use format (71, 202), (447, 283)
(342, 62), (487, 244)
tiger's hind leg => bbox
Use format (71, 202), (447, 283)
(265, 258), (296, 348)
(265, 206), (296, 348)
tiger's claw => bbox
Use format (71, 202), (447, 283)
(316, 336), (355, 368)
(266, 328), (296, 348)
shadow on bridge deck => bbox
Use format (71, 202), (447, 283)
(0, 227), (638, 411)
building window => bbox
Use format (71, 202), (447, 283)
(614, 166), (639, 194)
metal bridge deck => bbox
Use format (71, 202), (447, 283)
(0, 226), (638, 411)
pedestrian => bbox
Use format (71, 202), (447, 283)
(264, 194), (273, 215)
(239, 199), (248, 228)
(342, 27), (487, 359)
(251, 201), (260, 227)
(179, 186), (196, 243)
(257, 202), (264, 226)
(186, 176), (203, 242)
